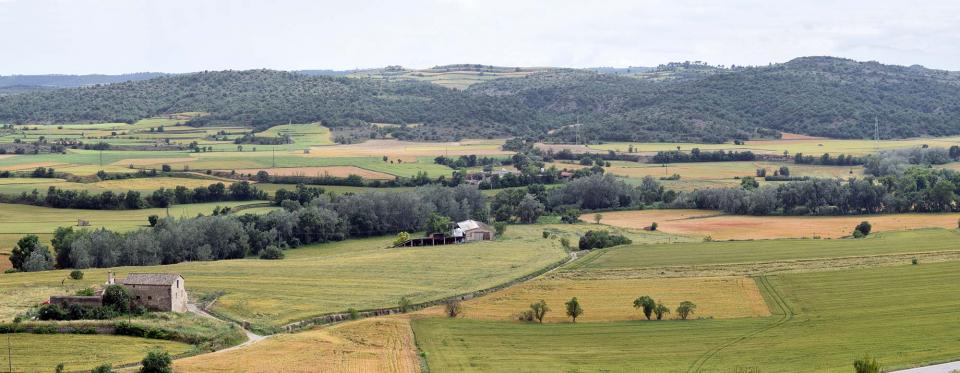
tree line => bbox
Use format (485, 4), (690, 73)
(651, 149), (756, 163)
(0, 181), (266, 210)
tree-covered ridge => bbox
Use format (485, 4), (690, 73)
(3, 57), (960, 142)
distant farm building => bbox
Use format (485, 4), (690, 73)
(395, 219), (493, 247)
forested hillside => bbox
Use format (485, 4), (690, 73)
(2, 57), (960, 142)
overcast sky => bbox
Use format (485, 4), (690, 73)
(1, 0), (959, 75)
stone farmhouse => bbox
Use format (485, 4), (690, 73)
(49, 272), (188, 313)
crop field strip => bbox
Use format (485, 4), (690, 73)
(412, 244), (960, 372)
(0, 333), (193, 372)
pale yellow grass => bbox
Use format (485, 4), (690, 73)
(305, 139), (511, 159)
(422, 276), (769, 322)
(175, 317), (420, 373)
(111, 157), (196, 166)
(0, 154), (12, 160)
(232, 166), (395, 180)
(0, 161), (64, 171)
(597, 209), (960, 240)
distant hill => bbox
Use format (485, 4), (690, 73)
(0, 73), (166, 89)
(2, 57), (960, 143)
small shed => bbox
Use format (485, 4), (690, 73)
(457, 220), (493, 242)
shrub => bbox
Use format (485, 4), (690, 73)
(69, 270), (84, 280)
(559, 208), (580, 224)
(259, 245), (284, 260)
(444, 299), (463, 318)
(854, 221), (872, 237)
(398, 296), (412, 313)
(140, 349), (173, 373)
(912, 257), (919, 265)
(542, 231), (550, 239)
(493, 221), (507, 238)
(148, 215), (159, 227)
(578, 230), (632, 250)
(56, 363), (65, 373)
(518, 310), (535, 322)
(102, 285), (132, 313)
(91, 364), (114, 373)
(72, 326), (98, 334)
(75, 287), (95, 296)
(37, 304), (67, 321)
(559, 237), (571, 250)
(650, 222), (658, 231)
(32, 324), (59, 334)
(393, 231), (411, 247)
(853, 354), (882, 373)
(347, 308), (360, 320)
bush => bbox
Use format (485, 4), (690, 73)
(650, 222), (658, 231)
(518, 310), (535, 322)
(75, 287), (95, 296)
(559, 237), (571, 250)
(853, 354), (882, 373)
(102, 285), (132, 313)
(398, 296), (412, 313)
(578, 230), (632, 250)
(347, 308), (360, 320)
(72, 326), (98, 334)
(140, 349), (173, 373)
(38, 304), (67, 321)
(559, 208), (581, 224)
(393, 231), (411, 247)
(259, 245), (284, 260)
(854, 221), (872, 237)
(444, 299), (463, 318)
(91, 364), (114, 373)
(493, 221), (507, 238)
(148, 215), (159, 227)
(912, 257), (919, 265)
(69, 270), (84, 280)
(32, 324), (59, 334)
(542, 231), (550, 239)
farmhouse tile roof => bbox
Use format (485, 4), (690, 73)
(121, 273), (183, 286)
(457, 220), (491, 232)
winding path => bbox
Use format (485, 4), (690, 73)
(890, 361), (960, 373)
(186, 302), (267, 353)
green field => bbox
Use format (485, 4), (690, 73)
(0, 229), (570, 333)
(0, 201), (274, 254)
(566, 228), (960, 271)
(1, 333), (192, 372)
(414, 246), (960, 372)
(589, 136), (960, 156)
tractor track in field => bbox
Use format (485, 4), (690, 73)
(686, 275), (795, 372)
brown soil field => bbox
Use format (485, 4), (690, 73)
(110, 157), (195, 166)
(420, 276), (768, 322)
(175, 317), (421, 373)
(595, 209), (960, 240)
(232, 166), (395, 180)
(0, 162), (64, 171)
(305, 139), (511, 159)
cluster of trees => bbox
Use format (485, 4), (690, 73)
(0, 181), (265, 210)
(865, 147), (956, 176)
(489, 174), (671, 223)
(633, 296), (698, 320)
(433, 154), (505, 169)
(514, 297), (584, 323)
(37, 285), (141, 321)
(794, 152), (865, 166)
(651, 149), (756, 163)
(677, 167), (960, 215)
(15, 184), (487, 270)
(578, 230), (632, 250)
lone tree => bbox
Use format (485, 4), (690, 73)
(854, 221), (872, 238)
(853, 354), (882, 373)
(530, 299), (550, 323)
(633, 296), (655, 320)
(593, 214), (603, 225)
(399, 296), (412, 313)
(102, 285), (132, 313)
(565, 297), (583, 323)
(654, 301), (670, 320)
(676, 301), (697, 320)
(445, 299), (463, 318)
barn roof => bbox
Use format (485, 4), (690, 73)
(457, 220), (491, 232)
(121, 273), (183, 286)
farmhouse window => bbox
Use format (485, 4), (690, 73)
(148, 296), (152, 300)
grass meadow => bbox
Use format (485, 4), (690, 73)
(0, 334), (192, 372)
(413, 251), (960, 372)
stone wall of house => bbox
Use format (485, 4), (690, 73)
(49, 295), (103, 308)
(127, 284), (174, 312)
